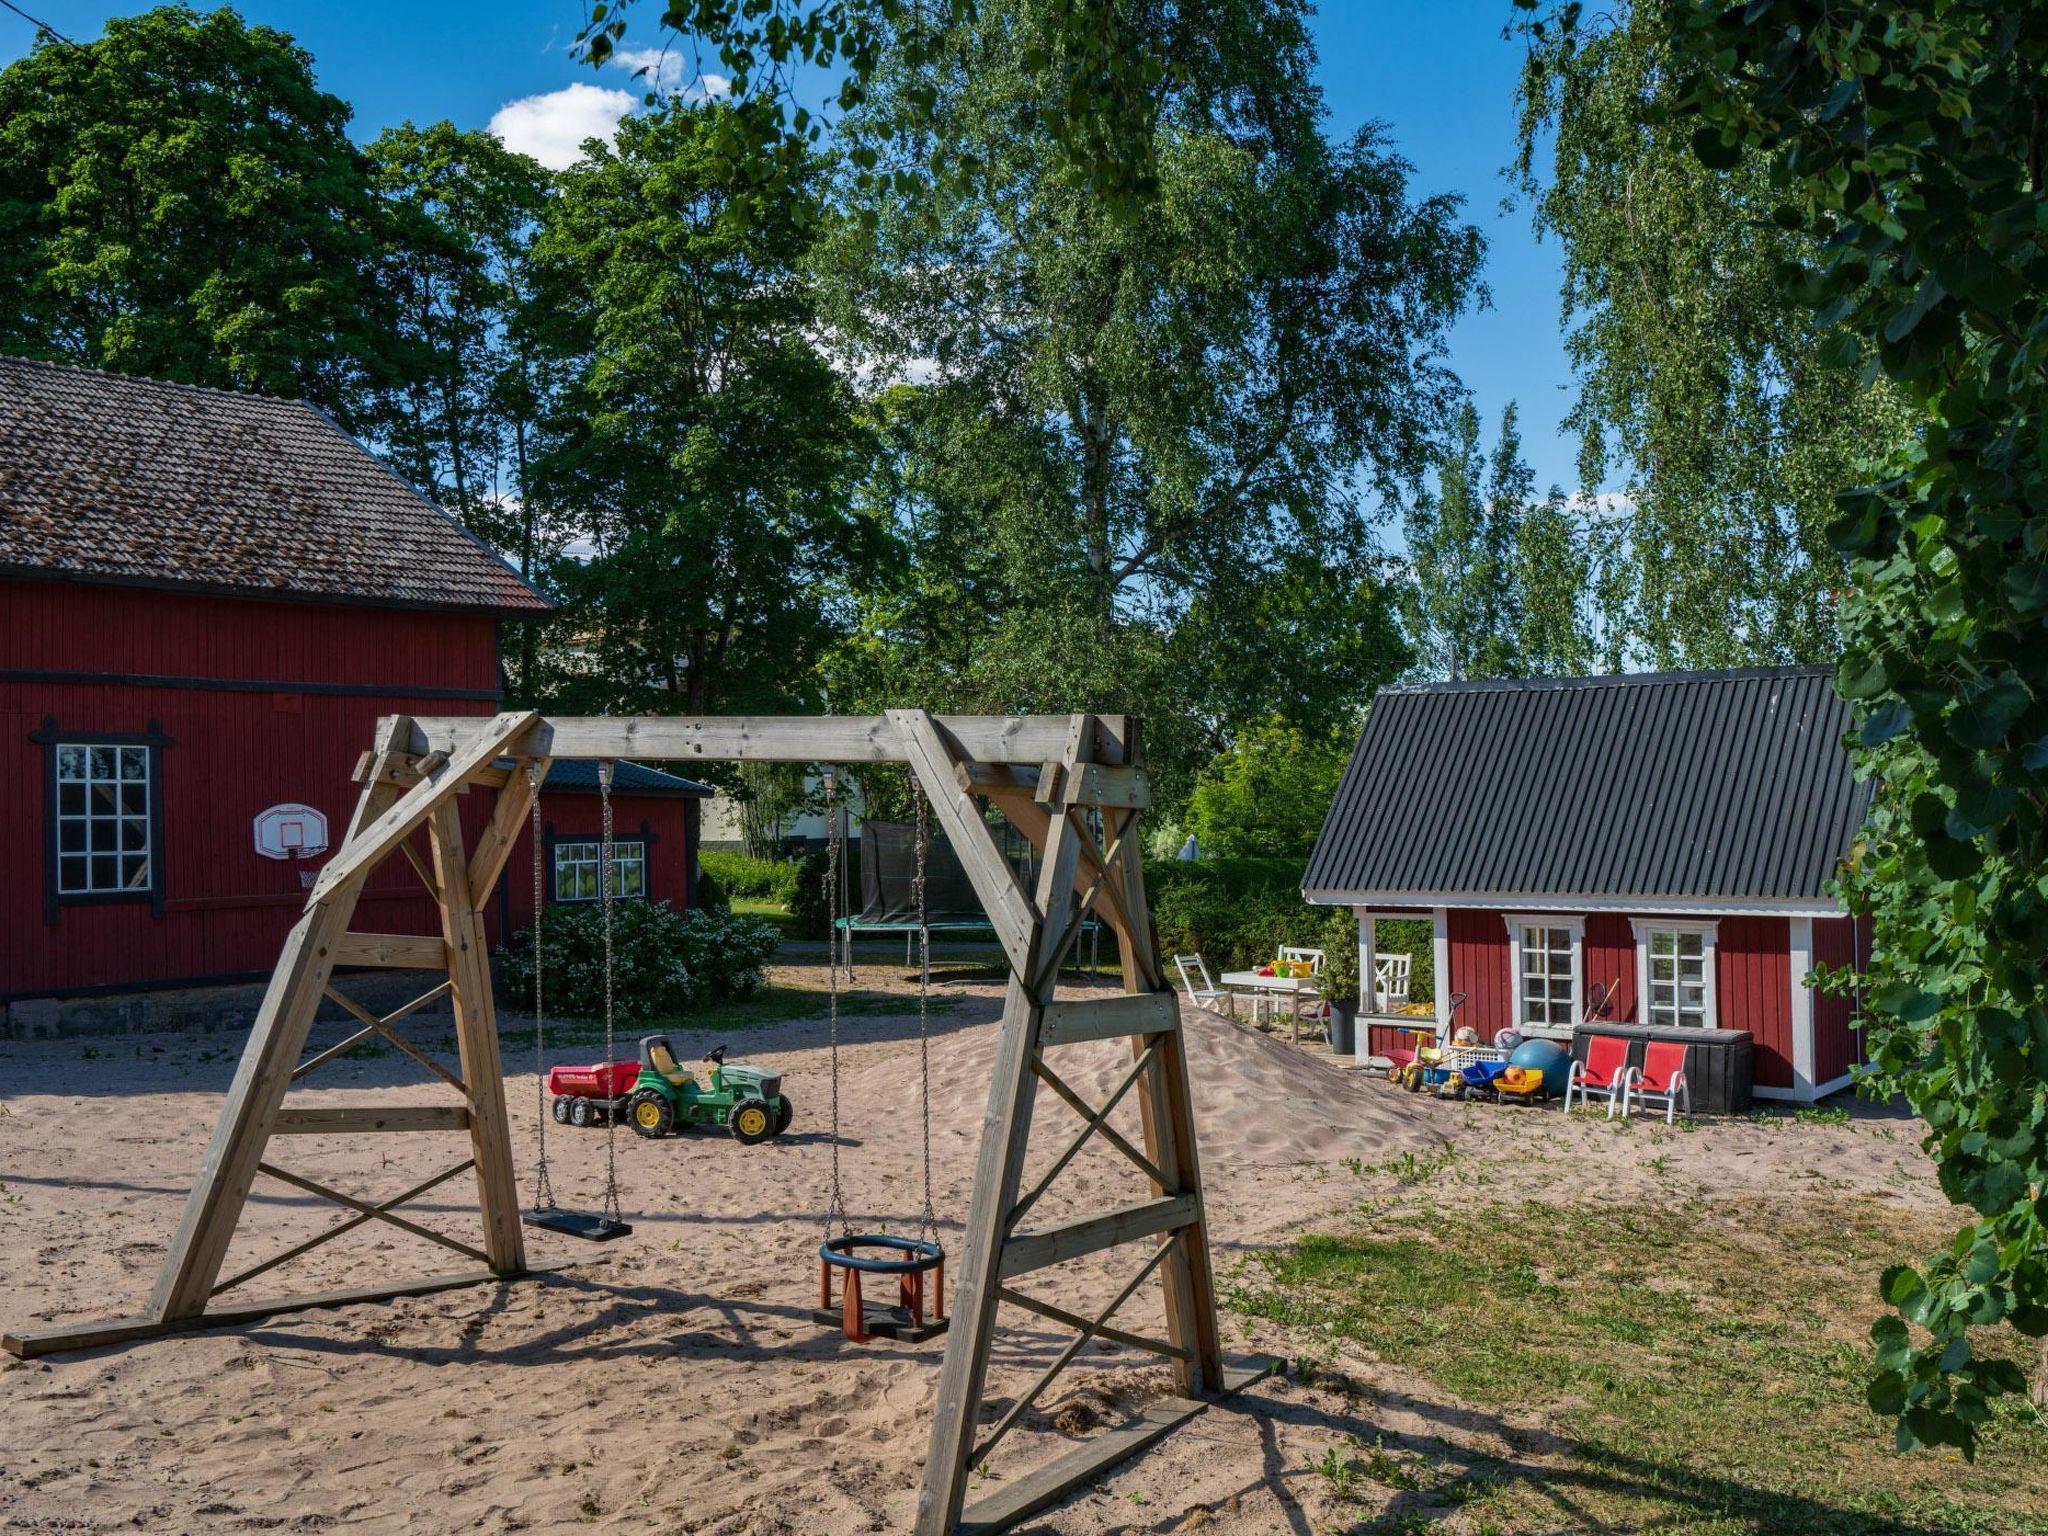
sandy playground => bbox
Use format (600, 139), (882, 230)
(0, 960), (1966, 1535)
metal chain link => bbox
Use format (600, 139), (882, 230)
(528, 763), (556, 1214)
(823, 767), (847, 1237)
(912, 776), (939, 1245)
(598, 760), (622, 1228)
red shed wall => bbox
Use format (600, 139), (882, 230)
(1446, 908), (1513, 1043)
(1582, 912), (1638, 1024)
(1717, 915), (1793, 1090)
(1810, 913), (1872, 1086)
(3, 579), (695, 1000)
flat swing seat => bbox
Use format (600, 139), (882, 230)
(522, 1208), (633, 1243)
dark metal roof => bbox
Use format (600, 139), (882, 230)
(0, 355), (549, 614)
(1304, 667), (1869, 908)
(540, 759), (714, 798)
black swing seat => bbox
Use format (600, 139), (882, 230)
(523, 1208), (633, 1243)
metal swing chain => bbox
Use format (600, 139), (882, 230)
(528, 763), (556, 1214)
(823, 767), (847, 1238)
(598, 760), (623, 1228)
(912, 776), (939, 1247)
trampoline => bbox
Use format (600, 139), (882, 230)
(834, 817), (1099, 968)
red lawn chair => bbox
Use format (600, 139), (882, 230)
(1626, 1040), (1692, 1124)
(1562, 1034), (1630, 1118)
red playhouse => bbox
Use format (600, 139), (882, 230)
(0, 356), (710, 1015)
(1305, 667), (1872, 1103)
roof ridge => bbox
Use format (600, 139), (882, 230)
(1381, 664), (1835, 697)
(0, 351), (313, 410)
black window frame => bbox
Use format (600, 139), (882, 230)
(33, 716), (172, 923)
(544, 818), (657, 906)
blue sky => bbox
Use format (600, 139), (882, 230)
(1, 0), (1587, 496)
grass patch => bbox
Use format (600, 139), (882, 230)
(1227, 1197), (2045, 1535)
(730, 894), (800, 940)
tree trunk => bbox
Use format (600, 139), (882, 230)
(2034, 1335), (2048, 1412)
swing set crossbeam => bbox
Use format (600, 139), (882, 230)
(1, 706), (1273, 1536)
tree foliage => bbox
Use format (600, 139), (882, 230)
(1183, 717), (1348, 859)
(816, 0), (1472, 794)
(1620, 0), (2048, 1452)
(1404, 400), (1596, 681)
(525, 102), (883, 718)
(0, 4), (393, 427)
(1515, 2), (1918, 667)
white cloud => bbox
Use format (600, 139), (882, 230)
(607, 48), (732, 99)
(488, 82), (635, 170)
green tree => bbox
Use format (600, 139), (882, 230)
(0, 5), (393, 427)
(1184, 718), (1348, 859)
(1515, 2), (1917, 667)
(819, 0), (1473, 796)
(367, 123), (556, 555)
(1629, 0), (2048, 1449)
(526, 101), (883, 718)
(1517, 489), (1596, 677)
(1404, 401), (1538, 680)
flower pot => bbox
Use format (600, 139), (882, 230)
(1326, 997), (1357, 1056)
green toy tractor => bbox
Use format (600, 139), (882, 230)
(625, 1036), (792, 1144)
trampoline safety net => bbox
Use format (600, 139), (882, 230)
(857, 817), (1040, 926)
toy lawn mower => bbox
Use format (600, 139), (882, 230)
(547, 1036), (792, 1144)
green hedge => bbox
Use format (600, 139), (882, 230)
(698, 849), (804, 905)
(1144, 857), (1434, 1006)
(498, 901), (778, 1024)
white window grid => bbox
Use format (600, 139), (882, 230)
(1634, 920), (1719, 1029)
(553, 839), (646, 903)
(55, 743), (152, 896)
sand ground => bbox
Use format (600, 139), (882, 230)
(0, 962), (1954, 1534)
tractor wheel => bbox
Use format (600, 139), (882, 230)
(772, 1095), (794, 1137)
(568, 1097), (593, 1129)
(550, 1097), (571, 1125)
(730, 1099), (775, 1145)
(627, 1089), (674, 1140)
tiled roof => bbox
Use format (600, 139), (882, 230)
(1304, 667), (1869, 908)
(540, 760), (714, 797)
(0, 355), (548, 614)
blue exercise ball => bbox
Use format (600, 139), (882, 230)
(1507, 1037), (1572, 1094)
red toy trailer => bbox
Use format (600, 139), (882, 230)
(547, 1060), (639, 1127)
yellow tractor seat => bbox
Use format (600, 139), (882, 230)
(641, 1036), (694, 1087)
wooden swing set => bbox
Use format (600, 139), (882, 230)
(3, 708), (1272, 1536)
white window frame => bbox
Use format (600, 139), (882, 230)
(552, 839), (647, 903)
(1632, 918), (1720, 1031)
(1503, 913), (1584, 1040)
(53, 741), (155, 897)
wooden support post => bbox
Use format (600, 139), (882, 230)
(428, 799), (526, 1275)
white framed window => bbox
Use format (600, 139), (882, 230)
(54, 742), (154, 896)
(552, 839), (646, 903)
(1505, 915), (1583, 1036)
(1633, 919), (1719, 1030)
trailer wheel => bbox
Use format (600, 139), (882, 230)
(550, 1097), (571, 1125)
(569, 1097), (593, 1129)
(627, 1090), (674, 1139)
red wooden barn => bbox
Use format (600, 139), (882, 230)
(1305, 668), (1872, 1102)
(0, 356), (709, 1008)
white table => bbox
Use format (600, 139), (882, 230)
(1220, 970), (1321, 1038)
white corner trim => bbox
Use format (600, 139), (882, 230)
(1632, 917), (1720, 1030)
(1431, 906), (1450, 1038)
(1788, 915), (1816, 1098)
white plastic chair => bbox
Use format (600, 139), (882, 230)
(1174, 954), (1230, 1015)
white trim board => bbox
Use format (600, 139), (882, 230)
(1303, 889), (1845, 919)
(1753, 1071), (1854, 1105)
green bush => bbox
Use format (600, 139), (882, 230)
(1145, 856), (1434, 1006)
(498, 900), (777, 1024)
(1184, 719), (1350, 858)
(698, 849), (803, 905)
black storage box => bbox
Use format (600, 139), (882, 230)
(1570, 1023), (1753, 1115)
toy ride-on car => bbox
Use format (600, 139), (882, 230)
(547, 1036), (792, 1144)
